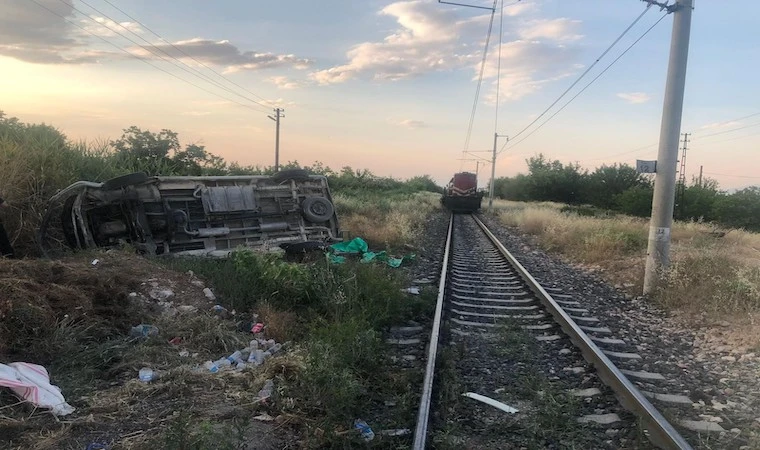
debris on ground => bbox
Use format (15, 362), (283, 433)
(0, 362), (76, 416)
(462, 392), (519, 414)
(329, 237), (415, 267)
(0, 250), (297, 449)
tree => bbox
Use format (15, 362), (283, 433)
(585, 164), (649, 210)
(615, 185), (654, 217)
(525, 154), (588, 204)
(713, 186), (760, 231)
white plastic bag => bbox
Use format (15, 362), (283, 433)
(0, 362), (76, 416)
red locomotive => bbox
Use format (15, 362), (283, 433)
(441, 172), (484, 212)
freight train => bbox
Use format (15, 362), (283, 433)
(441, 172), (484, 213)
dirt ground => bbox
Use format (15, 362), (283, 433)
(0, 250), (300, 449)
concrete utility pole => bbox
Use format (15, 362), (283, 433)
(643, 0), (694, 296)
(698, 165), (703, 187)
(488, 133), (507, 213)
(267, 108), (284, 172)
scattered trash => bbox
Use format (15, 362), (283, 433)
(254, 413), (275, 422)
(0, 362), (76, 416)
(148, 288), (175, 301)
(179, 350), (190, 358)
(204, 361), (220, 373)
(257, 379), (274, 402)
(91, 259), (99, 266)
(86, 444), (108, 450)
(462, 392), (518, 414)
(353, 419), (375, 441)
(138, 367), (154, 382)
(403, 287), (421, 295)
(177, 305), (198, 313)
(252, 322), (264, 333)
(380, 428), (411, 437)
(168, 336), (182, 345)
(329, 237), (415, 268)
(203, 287), (216, 301)
(211, 305), (230, 318)
(129, 324), (159, 338)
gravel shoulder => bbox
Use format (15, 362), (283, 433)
(479, 213), (760, 450)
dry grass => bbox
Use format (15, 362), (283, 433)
(494, 201), (760, 346)
(334, 191), (439, 249)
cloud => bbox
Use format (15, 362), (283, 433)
(260, 98), (297, 109)
(518, 18), (583, 42)
(310, 1), (483, 84)
(389, 119), (428, 129)
(698, 120), (742, 130)
(616, 92), (651, 104)
(267, 76), (308, 90)
(0, 0), (104, 64)
(482, 41), (580, 102)
(131, 38), (313, 73)
(309, 0), (584, 103)
(0, 1), (311, 72)
(81, 16), (142, 37)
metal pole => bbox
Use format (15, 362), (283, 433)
(643, 0), (693, 295)
(488, 132), (497, 212)
(274, 108), (281, 172)
(268, 108), (284, 172)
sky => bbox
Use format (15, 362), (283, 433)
(1, 0), (759, 190)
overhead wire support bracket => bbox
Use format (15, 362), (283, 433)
(438, 0), (494, 11)
(640, 0), (679, 13)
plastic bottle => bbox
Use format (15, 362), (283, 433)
(204, 361), (219, 373)
(138, 367), (154, 382)
(269, 343), (282, 355)
(354, 419), (375, 441)
(130, 324), (159, 338)
(257, 379), (274, 400)
(226, 350), (244, 364)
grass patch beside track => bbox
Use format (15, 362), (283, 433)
(492, 199), (760, 347)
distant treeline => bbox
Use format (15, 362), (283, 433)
(492, 154), (760, 231)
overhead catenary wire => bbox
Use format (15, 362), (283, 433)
(70, 0), (273, 111)
(55, 0), (272, 113)
(98, 0), (274, 106)
(30, 0), (270, 114)
(493, 0), (504, 135)
(502, 10), (668, 154)
(501, 3), (654, 150)
(462, 0), (497, 155)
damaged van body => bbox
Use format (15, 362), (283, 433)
(38, 170), (341, 257)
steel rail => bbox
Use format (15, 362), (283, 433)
(412, 213), (454, 449)
(472, 214), (693, 450)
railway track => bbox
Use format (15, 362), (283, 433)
(412, 213), (694, 449)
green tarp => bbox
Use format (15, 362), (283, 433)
(328, 237), (414, 268)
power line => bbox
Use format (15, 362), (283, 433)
(690, 111), (760, 135)
(462, 1), (497, 153)
(691, 119), (760, 140)
(56, 0), (272, 113)
(72, 0), (272, 111)
(502, 3), (654, 148)
(98, 0), (274, 106)
(30, 0), (269, 114)
(494, 0), (504, 135)
(703, 172), (760, 180)
(502, 11), (668, 154)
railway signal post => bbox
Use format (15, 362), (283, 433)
(643, 0), (694, 295)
